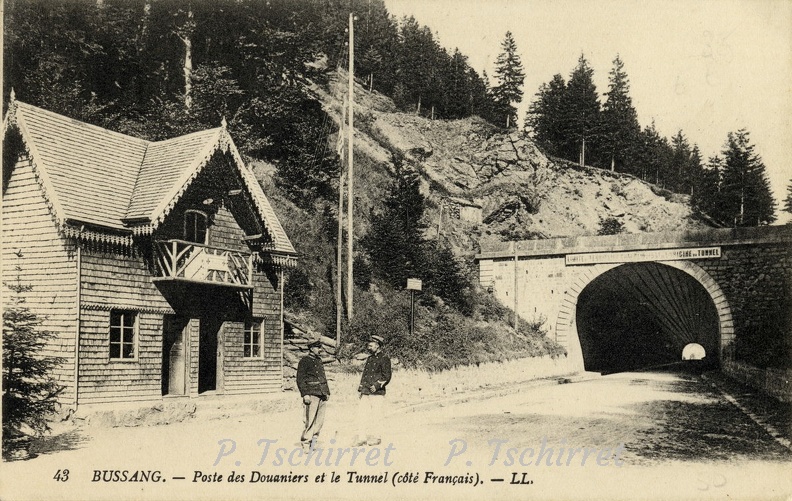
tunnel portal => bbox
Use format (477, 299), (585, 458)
(576, 262), (719, 374)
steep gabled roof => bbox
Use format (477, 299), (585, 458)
(126, 127), (223, 221)
(3, 99), (295, 256)
(11, 101), (148, 230)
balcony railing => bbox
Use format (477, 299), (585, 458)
(154, 239), (253, 288)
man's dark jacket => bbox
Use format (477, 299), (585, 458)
(296, 354), (330, 398)
(358, 351), (392, 396)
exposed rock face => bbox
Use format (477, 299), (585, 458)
(315, 72), (706, 256)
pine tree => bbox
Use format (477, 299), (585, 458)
(354, 0), (399, 95)
(526, 74), (567, 158)
(419, 240), (473, 315)
(361, 158), (426, 287)
(784, 180), (792, 216)
(396, 17), (437, 115)
(563, 54), (601, 166)
(634, 121), (672, 186)
(689, 145), (704, 194)
(3, 252), (65, 458)
(468, 67), (492, 121)
(600, 55), (641, 172)
(491, 31), (525, 128)
(669, 130), (692, 193)
(692, 155), (722, 222)
(719, 129), (776, 226)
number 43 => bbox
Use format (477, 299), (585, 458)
(53, 469), (69, 482)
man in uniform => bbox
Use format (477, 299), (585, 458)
(296, 339), (330, 451)
(354, 335), (391, 446)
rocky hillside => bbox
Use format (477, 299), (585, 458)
(313, 71), (707, 257)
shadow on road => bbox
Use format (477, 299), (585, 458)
(431, 372), (792, 466)
(24, 429), (89, 460)
(624, 375), (790, 464)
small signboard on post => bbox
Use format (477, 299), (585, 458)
(406, 278), (422, 336)
(406, 278), (422, 291)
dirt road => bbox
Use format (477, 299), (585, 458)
(2, 371), (790, 501)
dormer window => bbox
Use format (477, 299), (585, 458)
(184, 210), (208, 244)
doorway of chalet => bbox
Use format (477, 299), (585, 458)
(162, 315), (189, 396)
(198, 316), (224, 394)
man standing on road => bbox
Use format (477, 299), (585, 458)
(354, 335), (391, 446)
(296, 339), (330, 452)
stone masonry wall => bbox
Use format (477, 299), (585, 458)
(697, 243), (792, 355)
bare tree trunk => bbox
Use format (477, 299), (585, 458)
(183, 36), (193, 110)
(140, 2), (151, 46)
(416, 95), (421, 115)
(176, 7), (195, 111)
(739, 187), (745, 226)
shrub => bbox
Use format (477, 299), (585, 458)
(283, 265), (313, 310)
(597, 216), (625, 235)
(3, 254), (65, 458)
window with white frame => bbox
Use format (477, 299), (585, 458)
(109, 310), (137, 360)
(184, 210), (208, 244)
(244, 319), (262, 358)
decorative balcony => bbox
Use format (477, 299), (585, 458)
(153, 239), (254, 289)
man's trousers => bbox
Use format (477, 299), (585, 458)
(357, 393), (384, 445)
(301, 395), (327, 446)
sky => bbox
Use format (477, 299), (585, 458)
(384, 0), (792, 222)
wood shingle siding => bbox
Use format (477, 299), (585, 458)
(219, 315), (282, 394)
(81, 252), (171, 312)
(1, 158), (78, 404)
(78, 311), (163, 404)
(3, 100), (296, 407)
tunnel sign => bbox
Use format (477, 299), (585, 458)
(565, 246), (721, 266)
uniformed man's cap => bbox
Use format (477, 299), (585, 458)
(369, 335), (385, 345)
(308, 340), (322, 349)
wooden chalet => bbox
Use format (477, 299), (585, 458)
(1, 97), (297, 407)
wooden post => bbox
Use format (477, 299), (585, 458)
(336, 172), (345, 345)
(410, 290), (415, 336)
(74, 244), (81, 410)
(513, 243), (519, 332)
(436, 203), (443, 238)
(172, 240), (178, 275)
(346, 12), (355, 321)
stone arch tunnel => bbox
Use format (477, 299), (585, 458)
(477, 226), (792, 375)
(575, 262), (720, 374)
